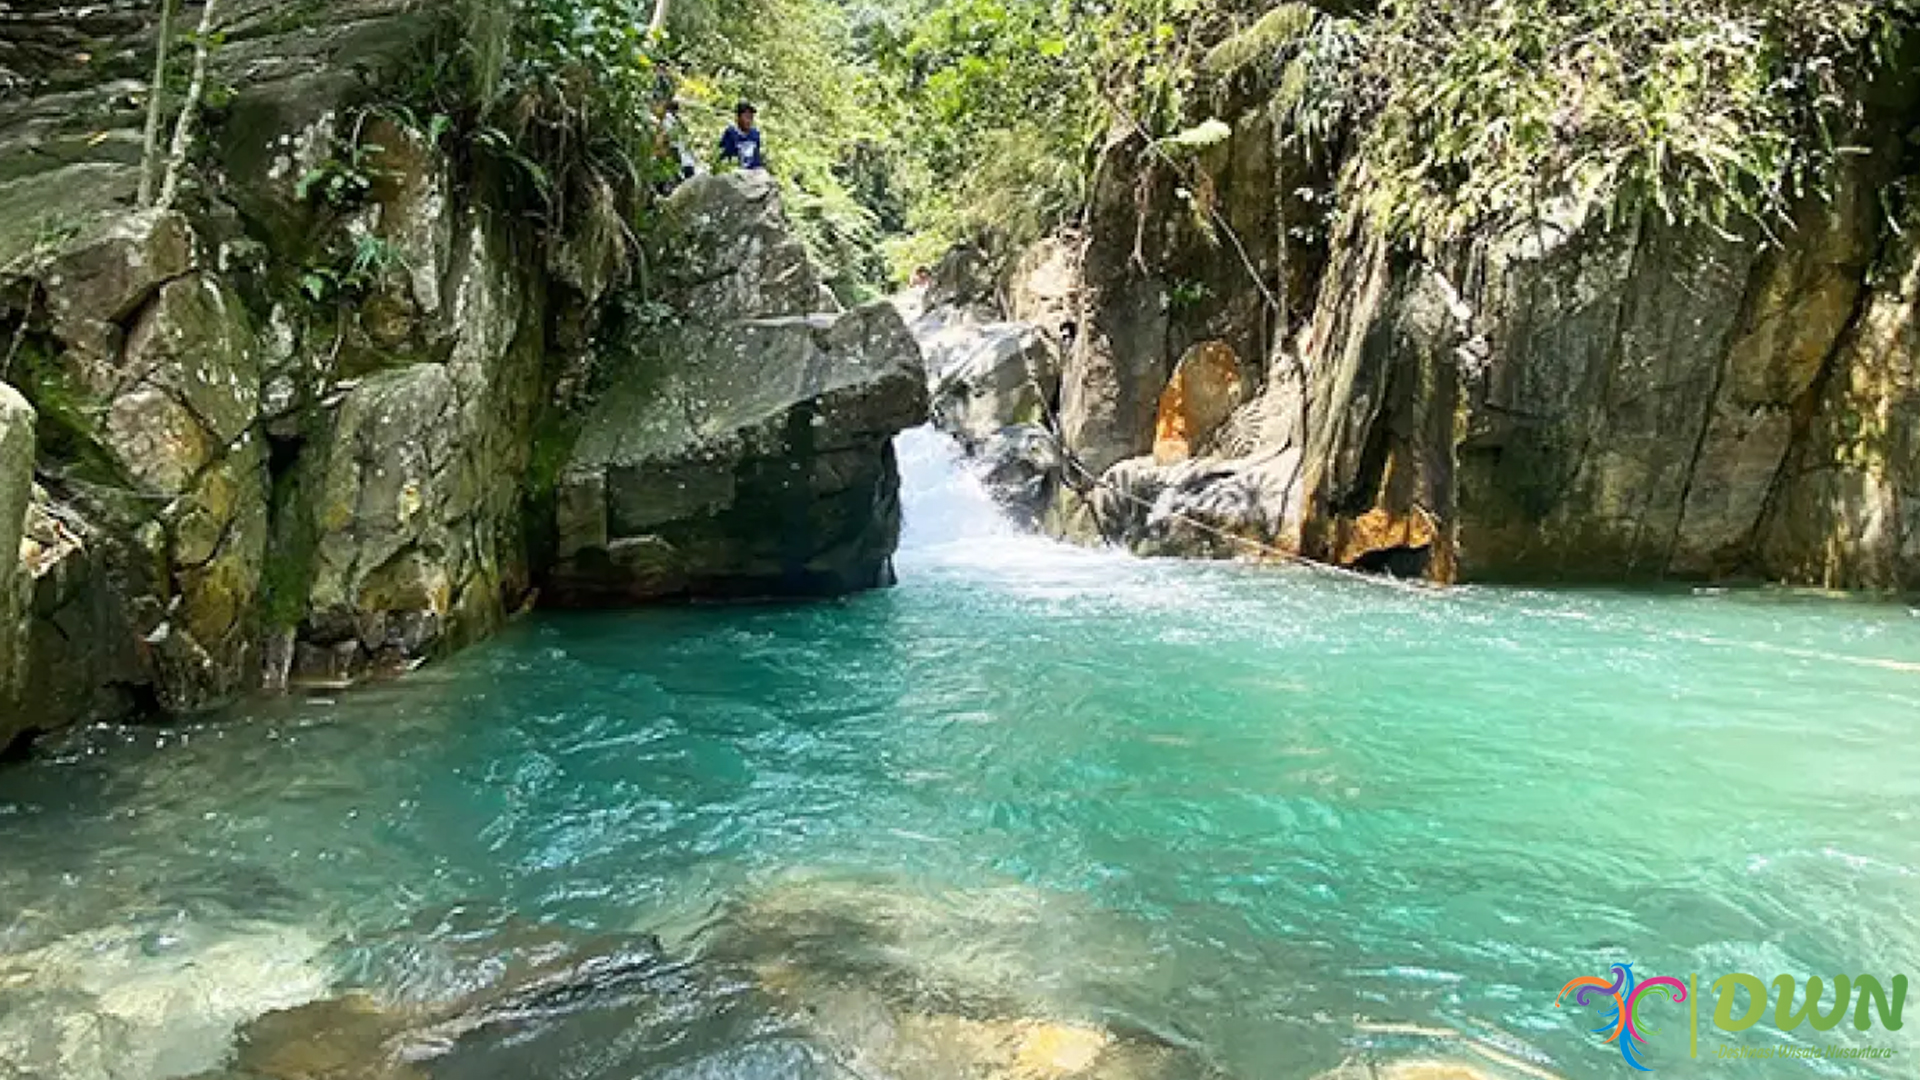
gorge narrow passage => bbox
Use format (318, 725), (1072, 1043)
(0, 430), (1916, 1080)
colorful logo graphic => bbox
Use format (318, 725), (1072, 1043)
(1556, 963), (1690, 1071)
(1554, 965), (1904, 1070)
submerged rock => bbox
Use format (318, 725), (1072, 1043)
(710, 871), (1222, 1080)
(0, 919), (331, 1080)
(783, 986), (1207, 1080)
(208, 871), (1218, 1080)
(1310, 1060), (1512, 1080)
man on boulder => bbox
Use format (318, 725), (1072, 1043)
(719, 101), (766, 170)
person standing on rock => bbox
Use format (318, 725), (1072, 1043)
(719, 101), (766, 171)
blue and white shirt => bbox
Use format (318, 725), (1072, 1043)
(720, 124), (764, 169)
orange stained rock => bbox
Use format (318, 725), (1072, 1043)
(1332, 505), (1444, 573)
(1153, 341), (1244, 464)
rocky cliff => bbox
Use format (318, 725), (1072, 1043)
(551, 174), (927, 604)
(933, 30), (1920, 591)
(0, 1), (926, 745)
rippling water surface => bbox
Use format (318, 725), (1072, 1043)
(2, 429), (1918, 1079)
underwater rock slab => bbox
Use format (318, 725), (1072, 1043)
(0, 919), (331, 1080)
(203, 870), (1223, 1080)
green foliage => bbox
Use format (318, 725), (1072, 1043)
(428, 0), (901, 294)
(663, 0), (898, 294)
(299, 235), (398, 305)
(853, 0), (1272, 271)
(411, 0), (672, 241)
(9, 338), (129, 492)
(1200, 2), (1313, 77)
(406, 0), (1914, 293)
(857, 0), (1914, 269)
(1168, 276), (1214, 308)
(295, 145), (381, 209)
(1250, 0), (1919, 249)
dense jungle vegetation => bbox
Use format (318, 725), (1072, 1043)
(454, 0), (1918, 298)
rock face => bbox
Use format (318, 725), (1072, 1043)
(904, 304), (1064, 525)
(903, 248), (1071, 528)
(0, 8), (922, 735)
(1027, 47), (1920, 588)
(548, 175), (928, 604)
(1152, 341), (1247, 464)
(0, 387), (38, 744)
(0, 0), (544, 722)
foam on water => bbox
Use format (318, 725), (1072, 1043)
(895, 424), (1020, 549)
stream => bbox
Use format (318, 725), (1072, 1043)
(0, 428), (1916, 1079)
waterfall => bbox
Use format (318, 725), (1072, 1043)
(894, 425), (1014, 551)
(890, 425), (1132, 588)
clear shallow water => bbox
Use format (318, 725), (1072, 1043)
(1, 429), (1918, 1079)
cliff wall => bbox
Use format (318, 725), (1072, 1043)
(0, 1), (926, 744)
(1007, 33), (1920, 590)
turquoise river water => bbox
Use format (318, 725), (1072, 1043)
(0, 429), (1916, 1080)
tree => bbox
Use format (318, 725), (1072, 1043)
(137, 0), (176, 207)
(156, 0), (219, 210)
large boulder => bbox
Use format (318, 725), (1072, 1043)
(647, 171), (824, 321)
(1096, 449), (1305, 561)
(0, 487), (144, 738)
(974, 424), (1062, 530)
(548, 174), (928, 604)
(928, 322), (1059, 444)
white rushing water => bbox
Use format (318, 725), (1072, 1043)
(894, 424), (1017, 550)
